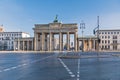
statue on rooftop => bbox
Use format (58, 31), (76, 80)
(53, 15), (58, 23)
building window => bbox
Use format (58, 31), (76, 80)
(102, 36), (104, 39)
(113, 35), (117, 39)
(105, 45), (107, 49)
(117, 32), (119, 34)
(19, 34), (21, 36)
(105, 32), (107, 34)
(108, 40), (110, 43)
(113, 45), (117, 50)
(105, 40), (107, 43)
(12, 41), (13, 44)
(111, 32), (113, 34)
(108, 32), (110, 34)
(105, 36), (107, 39)
(102, 40), (104, 43)
(113, 40), (117, 44)
(108, 36), (110, 39)
(102, 45), (104, 50)
(102, 32), (104, 34)
(108, 45), (110, 49)
(114, 32), (116, 34)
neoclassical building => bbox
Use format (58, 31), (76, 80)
(14, 18), (99, 52)
(78, 36), (98, 51)
(33, 20), (78, 51)
(98, 29), (120, 51)
(0, 25), (30, 50)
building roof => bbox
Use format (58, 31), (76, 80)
(98, 29), (120, 31)
(78, 35), (97, 39)
(0, 31), (30, 35)
(14, 37), (34, 40)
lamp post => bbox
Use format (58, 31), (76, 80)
(17, 32), (19, 51)
(93, 16), (100, 52)
(80, 21), (85, 52)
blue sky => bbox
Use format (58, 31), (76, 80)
(0, 0), (120, 37)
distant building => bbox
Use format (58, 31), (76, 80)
(0, 25), (4, 32)
(0, 27), (30, 50)
(78, 36), (98, 51)
(98, 29), (120, 51)
(14, 37), (34, 51)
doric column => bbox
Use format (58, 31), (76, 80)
(47, 34), (49, 51)
(14, 41), (16, 51)
(49, 32), (52, 51)
(27, 40), (29, 51)
(34, 33), (37, 51)
(59, 32), (62, 51)
(32, 40), (33, 51)
(93, 40), (95, 51)
(23, 41), (24, 51)
(77, 39), (79, 51)
(39, 33), (41, 51)
(18, 38), (20, 51)
(45, 34), (47, 51)
(74, 32), (77, 52)
(52, 34), (54, 50)
(36, 33), (38, 51)
(42, 32), (45, 51)
(89, 40), (92, 51)
(61, 34), (63, 51)
(67, 32), (70, 51)
(83, 40), (86, 51)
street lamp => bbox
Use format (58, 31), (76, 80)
(80, 21), (85, 52)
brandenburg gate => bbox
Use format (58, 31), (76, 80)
(33, 19), (78, 51)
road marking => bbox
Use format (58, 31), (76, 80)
(11, 66), (17, 69)
(3, 68), (11, 71)
(77, 53), (80, 80)
(0, 55), (54, 73)
(58, 58), (75, 78)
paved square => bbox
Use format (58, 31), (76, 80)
(0, 52), (120, 80)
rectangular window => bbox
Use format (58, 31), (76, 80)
(113, 35), (117, 39)
(102, 40), (104, 43)
(113, 40), (117, 43)
(105, 45), (107, 49)
(102, 36), (104, 39)
(108, 40), (110, 43)
(108, 45), (110, 49)
(102, 45), (104, 50)
(113, 45), (117, 50)
(105, 36), (107, 39)
(105, 40), (107, 43)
